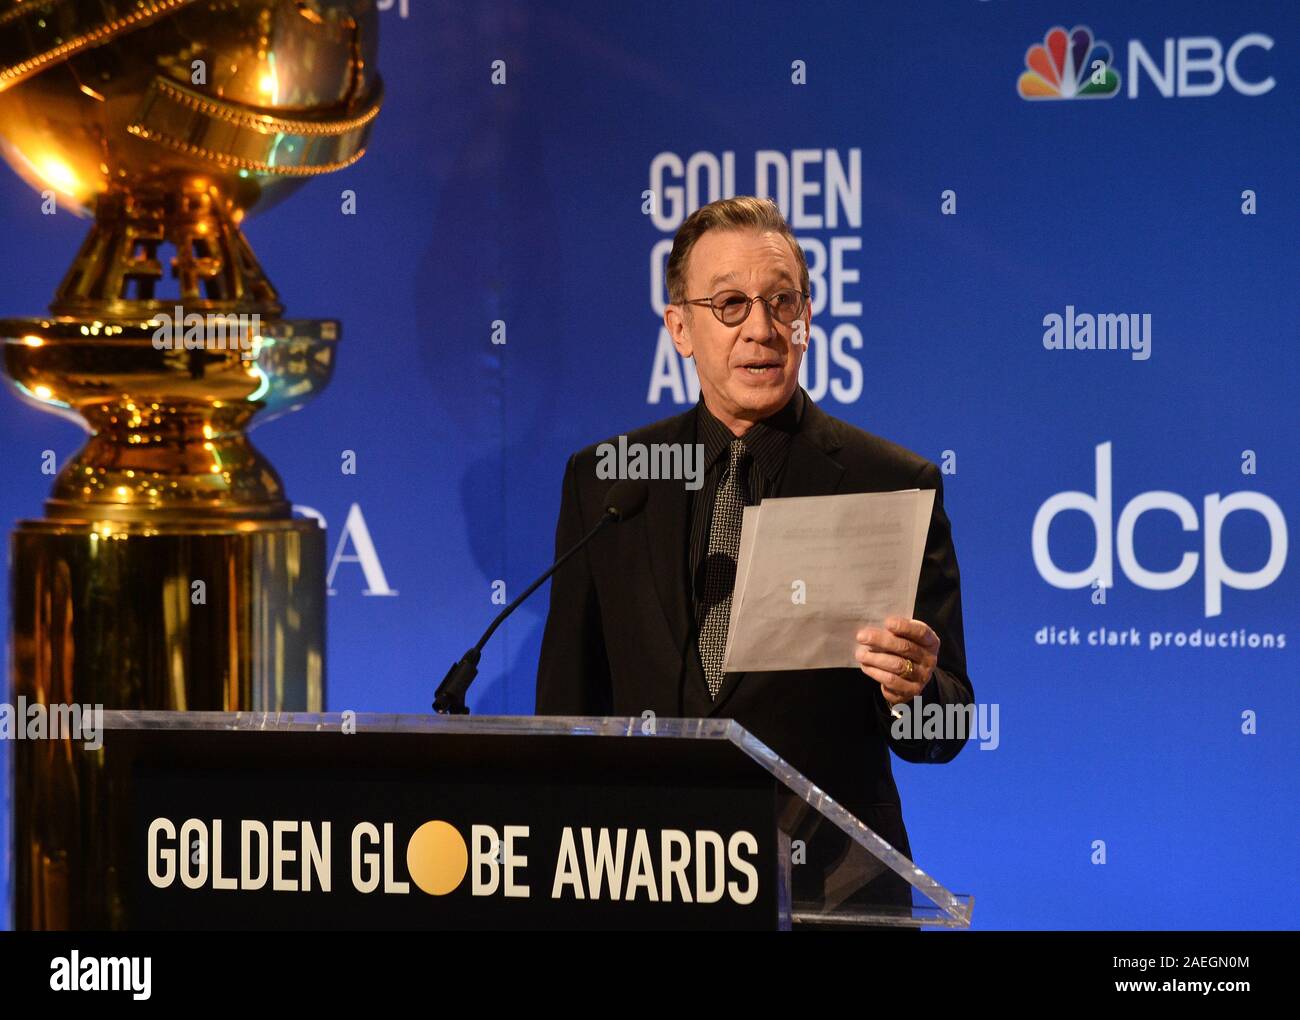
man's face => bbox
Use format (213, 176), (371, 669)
(664, 228), (809, 434)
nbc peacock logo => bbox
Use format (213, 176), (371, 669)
(1018, 25), (1121, 100)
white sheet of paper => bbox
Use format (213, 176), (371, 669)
(722, 488), (936, 672)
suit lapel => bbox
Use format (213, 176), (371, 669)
(708, 396), (847, 715)
(644, 408), (697, 678)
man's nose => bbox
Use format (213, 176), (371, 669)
(740, 297), (779, 342)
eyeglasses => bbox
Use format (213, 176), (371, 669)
(682, 288), (809, 327)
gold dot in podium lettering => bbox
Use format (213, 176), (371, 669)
(405, 820), (468, 896)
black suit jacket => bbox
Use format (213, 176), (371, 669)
(535, 390), (974, 864)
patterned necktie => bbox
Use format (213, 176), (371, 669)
(697, 438), (749, 699)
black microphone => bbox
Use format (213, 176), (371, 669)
(432, 478), (649, 714)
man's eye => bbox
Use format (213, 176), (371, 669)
(717, 292), (747, 307)
(772, 291), (795, 306)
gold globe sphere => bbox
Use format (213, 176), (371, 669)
(0, 0), (382, 218)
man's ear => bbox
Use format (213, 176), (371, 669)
(664, 303), (693, 358)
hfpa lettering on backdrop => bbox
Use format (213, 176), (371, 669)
(294, 504), (397, 597)
(644, 148), (865, 407)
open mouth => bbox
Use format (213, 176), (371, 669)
(738, 362), (782, 377)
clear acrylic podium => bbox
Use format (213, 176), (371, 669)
(13, 710), (974, 930)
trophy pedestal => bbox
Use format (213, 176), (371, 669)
(9, 516), (325, 929)
(11, 518), (325, 711)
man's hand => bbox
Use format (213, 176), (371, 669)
(855, 617), (940, 706)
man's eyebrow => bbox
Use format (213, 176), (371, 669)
(705, 270), (796, 291)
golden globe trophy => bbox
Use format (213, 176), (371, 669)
(0, 0), (382, 926)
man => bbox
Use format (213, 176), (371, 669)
(536, 196), (973, 910)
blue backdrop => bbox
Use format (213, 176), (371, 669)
(2, 0), (1296, 929)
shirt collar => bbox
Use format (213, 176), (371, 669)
(696, 386), (806, 482)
